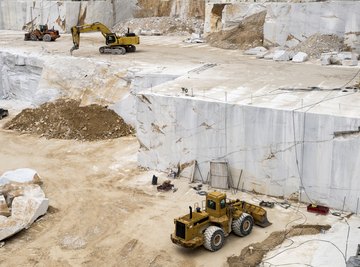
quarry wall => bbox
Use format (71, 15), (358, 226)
(0, 51), (132, 107)
(0, 0), (205, 32)
(136, 93), (360, 213)
(205, 1), (360, 51)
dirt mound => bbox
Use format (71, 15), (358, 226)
(113, 16), (204, 36)
(289, 34), (347, 59)
(206, 11), (266, 50)
(4, 99), (133, 141)
(227, 224), (331, 267)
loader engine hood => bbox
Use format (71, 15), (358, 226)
(173, 210), (209, 239)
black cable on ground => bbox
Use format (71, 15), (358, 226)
(263, 239), (346, 263)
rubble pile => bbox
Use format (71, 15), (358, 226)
(4, 99), (133, 141)
(113, 17), (204, 36)
(288, 34), (347, 59)
(0, 169), (48, 242)
(206, 11), (266, 50)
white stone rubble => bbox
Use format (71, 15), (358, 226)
(0, 170), (48, 242)
(321, 52), (359, 66)
(184, 33), (205, 43)
(0, 168), (39, 185)
(292, 52), (308, 63)
(244, 46), (268, 56)
(273, 50), (294, 61)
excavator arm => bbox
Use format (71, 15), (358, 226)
(70, 22), (115, 54)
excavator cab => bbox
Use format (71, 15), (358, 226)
(105, 34), (117, 45)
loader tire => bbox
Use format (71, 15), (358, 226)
(203, 226), (225, 252)
(43, 34), (52, 42)
(30, 33), (37, 41)
(232, 213), (254, 237)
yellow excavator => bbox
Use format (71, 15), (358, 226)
(70, 22), (139, 55)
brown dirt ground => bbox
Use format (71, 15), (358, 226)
(4, 99), (133, 141)
(227, 224), (331, 267)
(206, 11), (266, 50)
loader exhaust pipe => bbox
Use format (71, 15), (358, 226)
(189, 206), (192, 219)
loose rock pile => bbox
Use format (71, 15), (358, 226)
(113, 17), (204, 36)
(206, 11), (266, 50)
(4, 99), (133, 141)
(288, 33), (347, 59)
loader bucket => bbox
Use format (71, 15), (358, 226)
(240, 201), (272, 228)
(254, 214), (272, 228)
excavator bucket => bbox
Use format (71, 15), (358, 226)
(240, 201), (272, 228)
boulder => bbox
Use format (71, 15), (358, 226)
(292, 52), (309, 63)
(337, 52), (359, 65)
(244, 46), (268, 56)
(256, 51), (270, 59)
(321, 53), (334, 65)
(0, 168), (42, 186)
(0, 184), (48, 241)
(285, 38), (300, 48)
(273, 50), (294, 61)
(184, 33), (204, 44)
(342, 59), (358, 66)
(263, 52), (275, 60)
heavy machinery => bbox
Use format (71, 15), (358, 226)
(70, 22), (139, 55)
(24, 25), (60, 42)
(171, 191), (271, 251)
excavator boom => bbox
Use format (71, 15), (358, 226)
(70, 22), (139, 55)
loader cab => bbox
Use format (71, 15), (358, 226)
(39, 25), (48, 32)
(205, 191), (227, 218)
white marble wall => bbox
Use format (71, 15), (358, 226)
(205, 1), (360, 51)
(264, 1), (360, 51)
(136, 93), (360, 212)
(0, 0), (137, 32)
(0, 51), (44, 104)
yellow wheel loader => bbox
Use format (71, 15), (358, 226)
(70, 22), (139, 55)
(171, 191), (271, 251)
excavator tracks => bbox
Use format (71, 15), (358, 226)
(98, 45), (136, 55)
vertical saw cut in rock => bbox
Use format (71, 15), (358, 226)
(70, 22), (139, 55)
(0, 169), (48, 242)
(4, 99), (133, 141)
